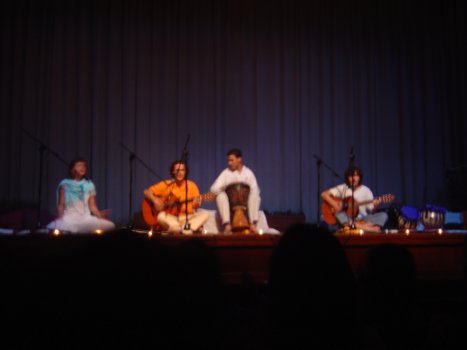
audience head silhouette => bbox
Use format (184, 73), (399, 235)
(267, 223), (358, 348)
(360, 243), (420, 349)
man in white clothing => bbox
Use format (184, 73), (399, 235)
(321, 166), (388, 232)
(210, 148), (261, 234)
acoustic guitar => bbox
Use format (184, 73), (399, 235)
(141, 192), (216, 227)
(322, 193), (395, 225)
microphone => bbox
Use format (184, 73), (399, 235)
(348, 146), (356, 228)
(183, 134), (190, 151)
(181, 134), (190, 162)
(349, 146), (355, 162)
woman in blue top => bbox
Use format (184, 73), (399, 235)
(46, 158), (115, 233)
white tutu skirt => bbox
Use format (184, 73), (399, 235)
(46, 212), (115, 233)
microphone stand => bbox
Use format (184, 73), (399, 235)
(348, 147), (356, 230)
(313, 154), (344, 225)
(120, 142), (167, 230)
(22, 128), (68, 230)
(179, 135), (191, 232)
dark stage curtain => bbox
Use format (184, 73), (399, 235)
(1, 0), (466, 226)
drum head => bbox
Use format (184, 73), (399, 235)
(400, 206), (420, 221)
(397, 205), (420, 230)
(225, 182), (250, 192)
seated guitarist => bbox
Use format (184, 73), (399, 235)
(143, 160), (209, 234)
(321, 166), (388, 232)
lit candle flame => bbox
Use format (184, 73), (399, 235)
(148, 230), (153, 238)
(53, 229), (60, 236)
(405, 229), (410, 235)
(258, 229), (264, 235)
(359, 229), (364, 235)
(437, 228), (443, 235)
(95, 229), (103, 235)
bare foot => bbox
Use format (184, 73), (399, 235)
(355, 221), (381, 233)
(223, 223), (232, 234)
(249, 224), (258, 233)
(193, 225), (205, 234)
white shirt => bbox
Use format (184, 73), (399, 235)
(210, 165), (260, 196)
(329, 183), (374, 216)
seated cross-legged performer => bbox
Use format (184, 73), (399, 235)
(210, 148), (261, 234)
(321, 166), (388, 232)
(46, 157), (115, 233)
(143, 160), (209, 234)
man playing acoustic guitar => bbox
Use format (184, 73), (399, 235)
(143, 160), (210, 234)
(321, 166), (390, 232)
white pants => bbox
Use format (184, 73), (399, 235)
(46, 213), (115, 233)
(216, 191), (261, 225)
(157, 210), (209, 233)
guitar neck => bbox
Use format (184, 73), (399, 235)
(165, 198), (195, 209)
(353, 195), (391, 207)
(165, 193), (213, 208)
(355, 199), (375, 206)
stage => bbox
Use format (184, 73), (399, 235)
(3, 228), (463, 285)
(135, 229), (466, 285)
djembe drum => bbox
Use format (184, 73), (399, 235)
(225, 182), (250, 233)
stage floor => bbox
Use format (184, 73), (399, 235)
(1, 228), (465, 286)
(133, 229), (467, 284)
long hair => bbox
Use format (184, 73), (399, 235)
(344, 166), (363, 187)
